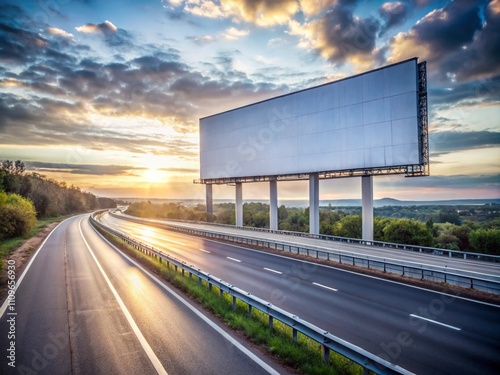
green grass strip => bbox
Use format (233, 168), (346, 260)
(0, 215), (72, 270)
(93, 224), (367, 375)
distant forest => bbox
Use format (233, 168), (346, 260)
(125, 201), (500, 255)
(0, 160), (116, 240)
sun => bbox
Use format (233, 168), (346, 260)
(143, 168), (166, 183)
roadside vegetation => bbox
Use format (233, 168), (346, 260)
(93, 223), (366, 375)
(125, 201), (500, 255)
(0, 160), (116, 270)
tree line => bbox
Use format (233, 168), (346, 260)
(0, 160), (116, 240)
(125, 201), (500, 255)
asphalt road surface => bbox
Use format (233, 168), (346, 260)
(99, 212), (500, 375)
(116, 212), (500, 281)
(0, 215), (289, 375)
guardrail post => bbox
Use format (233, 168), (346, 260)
(292, 328), (297, 342)
(220, 289), (224, 298)
(198, 277), (202, 286)
(209, 282), (212, 291)
(269, 315), (274, 331)
(232, 296), (236, 311)
(248, 305), (253, 318)
(322, 344), (330, 363)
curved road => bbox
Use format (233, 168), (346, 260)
(0, 215), (289, 375)
(99, 212), (500, 375)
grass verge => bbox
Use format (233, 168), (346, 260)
(92, 223), (368, 375)
(0, 215), (70, 270)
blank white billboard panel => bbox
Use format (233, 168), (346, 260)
(200, 59), (421, 180)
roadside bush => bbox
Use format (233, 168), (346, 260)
(0, 191), (37, 240)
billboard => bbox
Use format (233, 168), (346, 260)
(200, 58), (425, 181)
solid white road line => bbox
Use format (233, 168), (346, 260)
(200, 249), (211, 253)
(409, 314), (461, 331)
(0, 216), (75, 319)
(78, 219), (168, 375)
(90, 220), (280, 375)
(227, 257), (241, 262)
(263, 267), (282, 275)
(312, 282), (338, 292)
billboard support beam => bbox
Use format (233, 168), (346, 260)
(206, 184), (213, 221)
(269, 180), (278, 230)
(309, 173), (319, 235)
(236, 182), (243, 227)
(361, 176), (374, 242)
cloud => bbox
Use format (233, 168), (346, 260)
(388, 0), (500, 82)
(428, 75), (500, 108)
(378, 1), (408, 36)
(299, 0), (337, 17)
(165, 0), (299, 27)
(26, 162), (137, 176)
(75, 20), (117, 34)
(187, 35), (216, 45)
(75, 20), (132, 47)
(24, 162), (199, 177)
(430, 130), (500, 155)
(378, 174), (500, 190)
(223, 0), (299, 26)
(288, 1), (381, 68)
(221, 27), (249, 40)
(46, 27), (75, 40)
(0, 4), (288, 150)
(0, 22), (49, 64)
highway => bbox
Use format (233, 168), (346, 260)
(116, 213), (500, 281)
(0, 215), (289, 375)
(99, 212), (500, 375)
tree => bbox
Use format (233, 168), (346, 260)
(383, 218), (434, 246)
(436, 208), (462, 226)
(374, 217), (395, 241)
(469, 229), (500, 255)
(335, 215), (362, 239)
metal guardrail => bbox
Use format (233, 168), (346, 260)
(127, 214), (500, 263)
(110, 212), (500, 295)
(90, 213), (414, 375)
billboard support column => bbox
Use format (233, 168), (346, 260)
(362, 175), (374, 242)
(206, 184), (213, 222)
(309, 173), (319, 235)
(235, 182), (243, 227)
(269, 180), (278, 230)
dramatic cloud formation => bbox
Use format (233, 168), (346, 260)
(289, 4), (382, 69)
(0, 0), (498, 199)
(388, 0), (500, 81)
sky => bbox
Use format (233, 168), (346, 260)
(0, 0), (499, 202)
